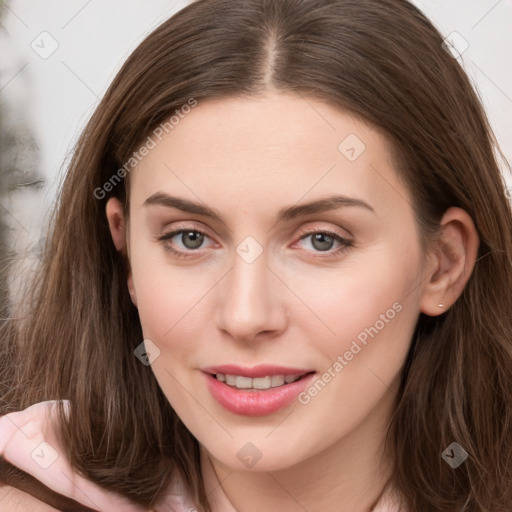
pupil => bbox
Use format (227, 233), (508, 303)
(312, 233), (334, 251)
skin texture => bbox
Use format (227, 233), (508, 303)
(106, 91), (479, 512)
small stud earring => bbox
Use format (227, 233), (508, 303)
(438, 302), (444, 308)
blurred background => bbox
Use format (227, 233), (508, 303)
(0, 0), (511, 307)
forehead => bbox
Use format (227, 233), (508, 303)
(129, 92), (407, 218)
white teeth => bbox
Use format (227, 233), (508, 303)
(252, 377), (272, 390)
(215, 373), (302, 390)
(235, 376), (253, 389)
(271, 375), (285, 387)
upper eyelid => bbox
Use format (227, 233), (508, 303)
(160, 221), (350, 237)
(295, 224), (352, 240)
(159, 222), (216, 241)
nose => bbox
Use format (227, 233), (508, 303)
(215, 250), (288, 342)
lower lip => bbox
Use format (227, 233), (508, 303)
(204, 372), (316, 416)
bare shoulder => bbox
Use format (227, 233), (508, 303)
(0, 485), (60, 511)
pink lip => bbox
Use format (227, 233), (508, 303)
(202, 366), (316, 416)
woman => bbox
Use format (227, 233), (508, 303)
(1, 0), (511, 510)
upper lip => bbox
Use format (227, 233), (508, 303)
(202, 364), (314, 378)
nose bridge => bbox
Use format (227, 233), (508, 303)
(216, 246), (286, 340)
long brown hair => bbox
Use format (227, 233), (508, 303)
(1, 1), (511, 510)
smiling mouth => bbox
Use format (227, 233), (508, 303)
(204, 368), (317, 415)
(212, 373), (313, 391)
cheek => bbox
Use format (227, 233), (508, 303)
(129, 244), (215, 356)
(287, 250), (421, 454)
(134, 272), (200, 343)
(282, 242), (421, 362)
(131, 261), (210, 411)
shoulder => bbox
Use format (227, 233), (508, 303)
(0, 484), (60, 511)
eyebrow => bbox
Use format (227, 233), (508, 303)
(143, 192), (375, 222)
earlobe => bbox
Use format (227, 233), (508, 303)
(419, 207), (479, 317)
(106, 197), (137, 307)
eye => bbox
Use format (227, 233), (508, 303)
(158, 227), (215, 259)
(294, 229), (353, 256)
(157, 225), (353, 260)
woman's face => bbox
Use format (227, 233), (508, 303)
(121, 91), (431, 472)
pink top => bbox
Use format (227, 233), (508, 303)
(0, 401), (402, 511)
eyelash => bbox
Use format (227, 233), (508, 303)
(158, 227), (353, 260)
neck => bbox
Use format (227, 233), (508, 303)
(200, 380), (399, 512)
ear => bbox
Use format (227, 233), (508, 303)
(106, 197), (137, 307)
(420, 207), (479, 316)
